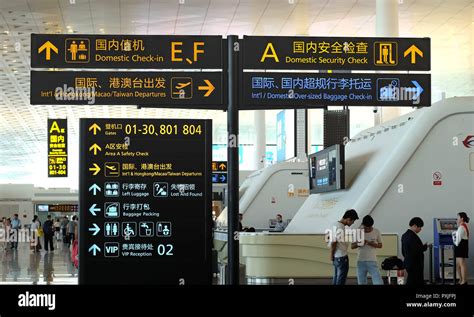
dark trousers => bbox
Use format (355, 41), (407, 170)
(333, 256), (349, 285)
(406, 269), (424, 286)
(67, 233), (75, 246)
(44, 234), (54, 251)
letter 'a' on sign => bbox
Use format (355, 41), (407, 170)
(48, 119), (67, 177)
(260, 43), (279, 62)
(79, 119), (212, 285)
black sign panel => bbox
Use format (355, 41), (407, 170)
(47, 119), (67, 177)
(31, 34), (222, 69)
(211, 161), (227, 184)
(79, 119), (212, 285)
(31, 71), (223, 108)
(242, 72), (431, 109)
(243, 36), (430, 71)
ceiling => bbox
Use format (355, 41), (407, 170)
(0, 0), (473, 187)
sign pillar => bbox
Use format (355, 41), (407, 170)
(227, 35), (240, 285)
(375, 0), (401, 124)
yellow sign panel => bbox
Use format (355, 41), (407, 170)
(48, 119), (67, 177)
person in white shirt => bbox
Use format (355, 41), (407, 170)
(351, 215), (383, 285)
(30, 215), (42, 252)
(328, 209), (359, 285)
(452, 212), (470, 285)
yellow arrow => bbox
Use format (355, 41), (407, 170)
(38, 41), (58, 61)
(198, 79), (215, 97)
(403, 45), (423, 64)
(219, 163), (226, 170)
(89, 163), (101, 176)
(88, 123), (101, 135)
(89, 143), (102, 155)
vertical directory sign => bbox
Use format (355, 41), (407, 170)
(79, 119), (212, 285)
(47, 119), (67, 177)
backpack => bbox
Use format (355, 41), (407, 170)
(381, 256), (404, 270)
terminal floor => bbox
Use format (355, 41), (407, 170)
(0, 240), (78, 285)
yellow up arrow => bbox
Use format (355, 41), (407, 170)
(198, 79), (215, 97)
(38, 41), (58, 61)
(88, 123), (101, 135)
(89, 143), (102, 155)
(89, 163), (101, 176)
(403, 45), (423, 64)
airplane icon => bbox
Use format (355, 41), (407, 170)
(104, 162), (120, 177)
(171, 77), (192, 99)
(175, 82), (191, 90)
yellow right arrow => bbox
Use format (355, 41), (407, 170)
(403, 45), (423, 64)
(88, 123), (101, 135)
(198, 79), (215, 97)
(38, 41), (58, 61)
(89, 143), (102, 155)
(89, 163), (101, 176)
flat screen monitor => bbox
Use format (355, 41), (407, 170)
(37, 204), (49, 212)
(309, 144), (345, 194)
(439, 220), (457, 231)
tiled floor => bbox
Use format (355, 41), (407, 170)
(0, 239), (78, 285)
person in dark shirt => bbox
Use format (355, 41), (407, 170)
(401, 217), (428, 286)
(43, 215), (54, 252)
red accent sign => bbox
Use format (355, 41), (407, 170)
(433, 171), (442, 186)
(462, 135), (474, 148)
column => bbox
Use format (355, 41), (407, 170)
(254, 110), (266, 170)
(375, 0), (401, 125)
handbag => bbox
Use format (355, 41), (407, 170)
(37, 227), (44, 237)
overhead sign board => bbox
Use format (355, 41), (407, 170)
(48, 119), (67, 177)
(211, 161), (227, 184)
(79, 118), (212, 285)
(243, 36), (430, 71)
(31, 71), (223, 108)
(31, 34), (222, 69)
(242, 72), (430, 109)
